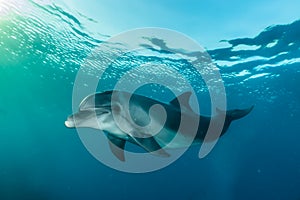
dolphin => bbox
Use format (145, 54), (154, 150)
(65, 90), (253, 161)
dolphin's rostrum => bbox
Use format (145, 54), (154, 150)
(65, 90), (253, 161)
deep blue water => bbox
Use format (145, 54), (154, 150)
(0, 0), (299, 200)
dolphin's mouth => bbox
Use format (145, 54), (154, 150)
(65, 113), (78, 128)
(65, 115), (75, 128)
(64, 108), (110, 128)
(65, 119), (75, 128)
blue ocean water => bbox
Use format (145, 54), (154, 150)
(0, 0), (299, 200)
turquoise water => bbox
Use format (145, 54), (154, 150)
(0, 0), (300, 199)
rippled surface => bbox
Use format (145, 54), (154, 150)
(1, 0), (299, 106)
(0, 1), (299, 200)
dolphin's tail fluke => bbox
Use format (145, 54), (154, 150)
(227, 105), (254, 121)
(216, 105), (254, 121)
(217, 105), (254, 136)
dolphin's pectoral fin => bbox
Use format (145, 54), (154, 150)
(107, 134), (126, 161)
(130, 132), (170, 157)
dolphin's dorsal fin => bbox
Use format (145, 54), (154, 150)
(170, 92), (192, 111)
(107, 134), (126, 161)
